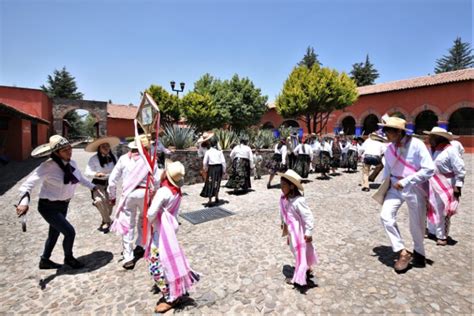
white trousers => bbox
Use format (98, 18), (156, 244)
(122, 188), (145, 262)
(380, 186), (427, 256)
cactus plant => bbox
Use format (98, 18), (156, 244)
(161, 124), (196, 149)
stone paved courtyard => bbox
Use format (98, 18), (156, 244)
(0, 149), (472, 315)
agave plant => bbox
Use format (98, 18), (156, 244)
(253, 129), (276, 149)
(213, 129), (238, 150)
(161, 124), (196, 149)
(278, 126), (294, 140)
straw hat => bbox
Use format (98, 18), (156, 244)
(377, 116), (412, 132)
(423, 127), (453, 141)
(85, 136), (120, 152)
(165, 159), (185, 188)
(197, 132), (214, 143)
(31, 135), (71, 158)
(278, 169), (304, 192)
(128, 134), (154, 149)
(448, 131), (460, 139)
(369, 132), (388, 143)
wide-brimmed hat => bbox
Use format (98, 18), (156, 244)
(278, 169), (304, 192)
(423, 127), (453, 141)
(165, 159), (185, 188)
(31, 135), (72, 158)
(128, 134), (154, 149)
(85, 136), (120, 152)
(377, 116), (412, 132)
(448, 131), (460, 139)
(369, 132), (388, 143)
(197, 132), (214, 143)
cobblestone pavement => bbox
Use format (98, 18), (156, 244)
(0, 149), (472, 315)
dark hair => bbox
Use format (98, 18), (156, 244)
(97, 148), (117, 167)
(281, 177), (302, 197)
(209, 137), (218, 148)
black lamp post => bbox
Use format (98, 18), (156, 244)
(170, 81), (185, 96)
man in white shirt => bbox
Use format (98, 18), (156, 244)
(448, 132), (465, 157)
(359, 134), (386, 192)
(108, 134), (162, 270)
(378, 117), (434, 273)
(16, 135), (97, 270)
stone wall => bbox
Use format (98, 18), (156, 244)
(115, 144), (275, 185)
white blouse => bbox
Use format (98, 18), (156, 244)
(431, 145), (465, 188)
(230, 144), (254, 169)
(19, 159), (95, 205)
(281, 195), (314, 236)
(203, 147), (226, 171)
(85, 154), (116, 179)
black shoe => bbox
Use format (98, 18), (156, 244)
(64, 256), (85, 269)
(123, 260), (135, 270)
(39, 258), (62, 269)
(361, 187), (370, 192)
(411, 250), (426, 268)
(133, 246), (145, 259)
(267, 184), (271, 189)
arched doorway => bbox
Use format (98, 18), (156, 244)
(449, 107), (474, 135)
(262, 121), (275, 129)
(281, 120), (300, 128)
(390, 111), (406, 120)
(362, 114), (379, 135)
(342, 116), (356, 135)
(414, 110), (438, 135)
(63, 109), (99, 140)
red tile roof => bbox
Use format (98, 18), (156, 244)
(358, 68), (474, 96)
(107, 103), (138, 119)
(0, 102), (50, 124)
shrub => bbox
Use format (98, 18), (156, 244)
(213, 129), (238, 150)
(161, 125), (196, 149)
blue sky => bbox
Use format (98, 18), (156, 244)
(1, 0), (472, 105)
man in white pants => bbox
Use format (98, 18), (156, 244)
(378, 117), (434, 272)
(108, 135), (161, 269)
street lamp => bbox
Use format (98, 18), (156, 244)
(170, 81), (185, 96)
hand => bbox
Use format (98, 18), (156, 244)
(96, 172), (106, 178)
(304, 235), (312, 243)
(16, 205), (29, 217)
(108, 199), (116, 206)
(454, 186), (461, 199)
(393, 181), (404, 190)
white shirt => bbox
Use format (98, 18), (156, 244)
(203, 147), (226, 171)
(230, 144), (254, 169)
(197, 145), (208, 158)
(383, 136), (435, 189)
(19, 159), (95, 205)
(107, 153), (162, 200)
(340, 141), (350, 154)
(450, 140), (465, 157)
(156, 141), (171, 154)
(274, 144), (287, 165)
(359, 138), (386, 158)
(85, 154), (116, 179)
(282, 195), (314, 236)
(294, 144), (314, 160)
(431, 145), (465, 187)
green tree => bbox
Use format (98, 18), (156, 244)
(350, 54), (379, 86)
(41, 67), (84, 99)
(277, 64), (358, 134)
(435, 37), (474, 73)
(181, 92), (227, 132)
(145, 85), (181, 126)
(298, 46), (322, 68)
(219, 75), (268, 131)
(83, 113), (97, 137)
(63, 110), (84, 138)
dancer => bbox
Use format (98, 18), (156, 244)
(424, 127), (465, 246)
(16, 135), (96, 269)
(378, 117), (434, 272)
(146, 161), (200, 313)
(200, 137), (226, 206)
(278, 169), (318, 286)
(267, 138), (287, 188)
(84, 136), (120, 233)
(225, 136), (254, 192)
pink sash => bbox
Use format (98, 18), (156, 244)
(385, 142), (438, 224)
(110, 157), (150, 235)
(148, 193), (199, 301)
(280, 195), (318, 286)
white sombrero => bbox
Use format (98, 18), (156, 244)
(369, 132), (388, 143)
(31, 135), (72, 158)
(278, 169), (304, 192)
(165, 159), (185, 188)
(85, 136), (120, 152)
(197, 132), (214, 143)
(128, 134), (155, 149)
(423, 127), (453, 141)
(377, 116), (412, 132)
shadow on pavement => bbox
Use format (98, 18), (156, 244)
(0, 157), (47, 195)
(39, 250), (113, 290)
(202, 199), (229, 208)
(372, 245), (398, 268)
(282, 264), (318, 294)
(369, 183), (381, 189)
